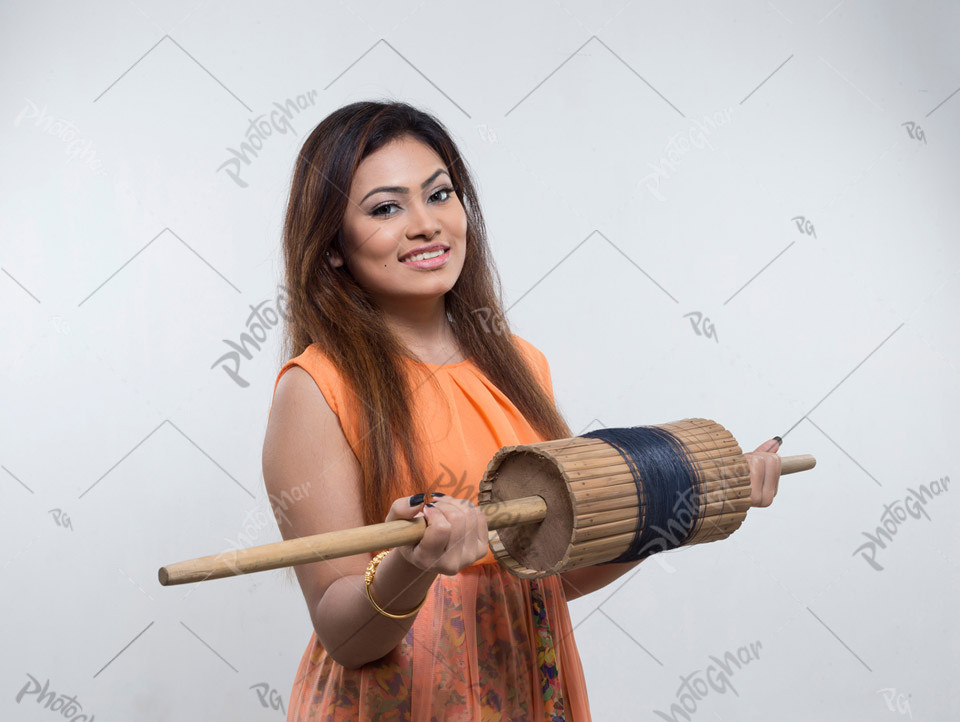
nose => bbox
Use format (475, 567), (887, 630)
(405, 197), (441, 240)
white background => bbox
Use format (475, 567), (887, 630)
(2, 1), (957, 720)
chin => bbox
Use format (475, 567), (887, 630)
(405, 279), (458, 300)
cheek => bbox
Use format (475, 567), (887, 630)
(346, 229), (397, 265)
(453, 206), (468, 236)
(346, 237), (404, 283)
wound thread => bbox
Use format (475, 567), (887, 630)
(580, 425), (701, 563)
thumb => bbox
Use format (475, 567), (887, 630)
(385, 493), (428, 522)
(753, 435), (782, 453)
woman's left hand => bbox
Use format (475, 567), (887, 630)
(743, 437), (783, 507)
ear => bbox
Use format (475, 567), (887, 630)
(327, 250), (345, 269)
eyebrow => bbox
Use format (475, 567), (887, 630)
(359, 168), (450, 204)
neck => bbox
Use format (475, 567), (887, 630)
(376, 294), (463, 365)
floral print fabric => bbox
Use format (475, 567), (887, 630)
(285, 564), (584, 721)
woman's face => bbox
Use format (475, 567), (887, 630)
(332, 134), (467, 310)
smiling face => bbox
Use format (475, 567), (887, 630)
(331, 134), (468, 312)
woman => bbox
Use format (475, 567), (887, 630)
(262, 101), (783, 721)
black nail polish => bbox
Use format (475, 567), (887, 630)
(430, 492), (445, 497)
(424, 502), (436, 508)
(773, 436), (783, 446)
(409, 493), (425, 506)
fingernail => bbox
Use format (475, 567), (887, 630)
(409, 493), (425, 506)
(430, 492), (445, 497)
(424, 502), (436, 508)
(773, 436), (783, 447)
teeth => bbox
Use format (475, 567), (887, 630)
(405, 248), (445, 262)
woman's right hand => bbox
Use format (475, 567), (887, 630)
(385, 494), (489, 575)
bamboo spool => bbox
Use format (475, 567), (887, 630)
(158, 418), (815, 586)
(480, 418), (774, 578)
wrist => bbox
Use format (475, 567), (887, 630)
(370, 549), (437, 614)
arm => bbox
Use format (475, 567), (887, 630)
(263, 367), (432, 668)
(559, 560), (644, 601)
(262, 367), (487, 669)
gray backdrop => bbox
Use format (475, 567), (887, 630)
(2, 1), (957, 720)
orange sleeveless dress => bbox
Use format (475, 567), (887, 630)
(269, 335), (591, 721)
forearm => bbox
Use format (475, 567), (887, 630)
(559, 559), (644, 600)
(314, 549), (438, 669)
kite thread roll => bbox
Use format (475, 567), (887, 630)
(480, 418), (752, 578)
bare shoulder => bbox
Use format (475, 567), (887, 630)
(262, 364), (367, 624)
(263, 364), (361, 510)
(267, 365), (337, 436)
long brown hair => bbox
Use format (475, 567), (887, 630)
(280, 100), (571, 525)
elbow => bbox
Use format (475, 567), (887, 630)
(310, 583), (396, 670)
(328, 650), (366, 671)
(559, 570), (589, 601)
(317, 633), (386, 670)
(315, 625), (360, 669)
(313, 618), (358, 669)
(560, 576), (584, 601)
(314, 620), (388, 671)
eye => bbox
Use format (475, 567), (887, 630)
(370, 186), (455, 218)
(370, 201), (398, 217)
(431, 185), (455, 202)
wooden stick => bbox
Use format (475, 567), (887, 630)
(158, 496), (548, 586)
(158, 453), (815, 586)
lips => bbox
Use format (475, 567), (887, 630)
(398, 243), (449, 262)
(402, 249), (449, 270)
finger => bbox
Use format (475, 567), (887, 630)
(474, 507), (489, 560)
(443, 500), (476, 570)
(753, 436), (782, 453)
(442, 501), (468, 551)
(458, 502), (481, 562)
(456, 499), (485, 553)
(384, 493), (427, 522)
(445, 500), (486, 563)
(746, 454), (761, 506)
(761, 453), (782, 507)
(424, 497), (485, 567)
(418, 502), (452, 558)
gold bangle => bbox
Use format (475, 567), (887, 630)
(364, 550), (428, 620)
